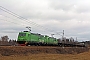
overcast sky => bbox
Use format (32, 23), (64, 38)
(0, 0), (90, 41)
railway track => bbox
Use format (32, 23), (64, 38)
(0, 45), (86, 48)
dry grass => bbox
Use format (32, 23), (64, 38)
(0, 52), (90, 60)
(0, 46), (90, 60)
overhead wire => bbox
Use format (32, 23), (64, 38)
(0, 14), (52, 34)
(0, 6), (57, 34)
(0, 6), (79, 39)
(0, 14), (46, 33)
(0, 6), (65, 38)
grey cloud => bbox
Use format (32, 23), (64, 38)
(76, 6), (90, 13)
(50, 2), (74, 11)
(0, 0), (90, 41)
(49, 0), (77, 10)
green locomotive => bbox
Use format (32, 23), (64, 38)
(17, 31), (85, 47)
(17, 31), (58, 46)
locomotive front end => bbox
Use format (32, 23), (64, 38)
(17, 32), (28, 46)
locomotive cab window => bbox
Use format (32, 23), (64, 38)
(19, 33), (26, 36)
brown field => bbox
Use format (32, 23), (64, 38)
(0, 46), (90, 60)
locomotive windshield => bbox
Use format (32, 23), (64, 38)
(19, 33), (26, 36)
